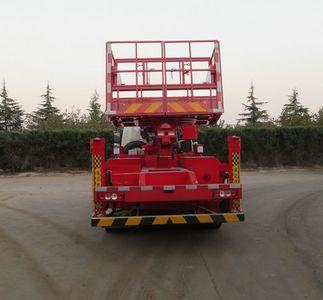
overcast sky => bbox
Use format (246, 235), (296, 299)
(0, 0), (322, 124)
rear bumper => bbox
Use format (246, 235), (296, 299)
(91, 212), (244, 228)
(95, 183), (242, 203)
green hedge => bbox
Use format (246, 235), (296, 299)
(0, 127), (322, 172)
(199, 126), (323, 167)
(0, 130), (113, 171)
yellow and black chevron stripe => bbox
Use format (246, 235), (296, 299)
(232, 152), (240, 183)
(92, 155), (102, 187)
(91, 213), (245, 228)
(93, 155), (101, 169)
(232, 199), (240, 211)
(94, 202), (103, 215)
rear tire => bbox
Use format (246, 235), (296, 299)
(201, 222), (222, 229)
(212, 222), (222, 229)
(104, 227), (121, 233)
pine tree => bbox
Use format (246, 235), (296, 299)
(316, 106), (323, 125)
(238, 83), (269, 126)
(34, 82), (60, 121)
(88, 90), (103, 120)
(0, 81), (24, 131)
(27, 82), (62, 129)
(279, 89), (311, 126)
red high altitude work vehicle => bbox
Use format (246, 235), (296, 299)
(91, 40), (244, 230)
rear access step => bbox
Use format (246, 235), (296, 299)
(91, 212), (244, 228)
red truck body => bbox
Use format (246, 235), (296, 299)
(91, 40), (244, 229)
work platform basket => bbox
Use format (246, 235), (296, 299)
(106, 40), (224, 126)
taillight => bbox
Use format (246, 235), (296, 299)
(215, 190), (233, 199)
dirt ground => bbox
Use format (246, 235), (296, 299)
(0, 170), (322, 300)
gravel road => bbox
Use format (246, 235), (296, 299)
(0, 170), (322, 300)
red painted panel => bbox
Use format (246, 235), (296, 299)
(105, 157), (141, 173)
(180, 156), (220, 184)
